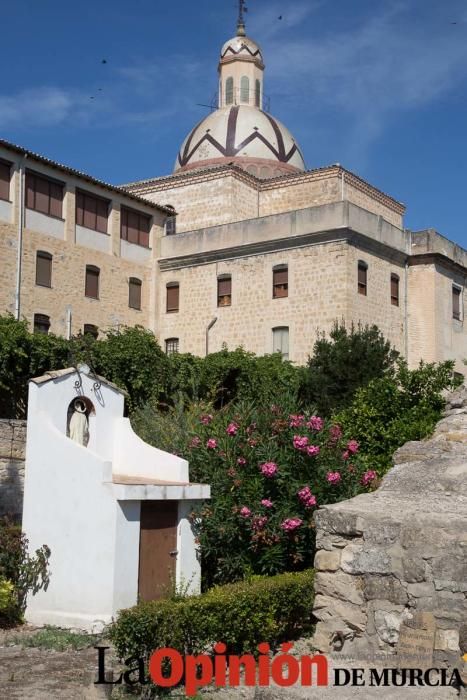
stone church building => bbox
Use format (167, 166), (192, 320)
(1, 12), (466, 372)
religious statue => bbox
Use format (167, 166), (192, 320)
(69, 398), (89, 446)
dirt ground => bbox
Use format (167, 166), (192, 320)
(0, 627), (463, 700)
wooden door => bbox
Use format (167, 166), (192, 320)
(138, 501), (178, 602)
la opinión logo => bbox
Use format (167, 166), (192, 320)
(95, 643), (329, 695)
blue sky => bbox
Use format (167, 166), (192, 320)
(1, 0), (467, 244)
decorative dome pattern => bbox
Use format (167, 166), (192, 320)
(220, 36), (263, 65)
(175, 106), (305, 177)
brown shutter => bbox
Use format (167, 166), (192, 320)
(273, 269), (288, 285)
(36, 251), (52, 287)
(273, 266), (288, 298)
(166, 284), (179, 312)
(34, 175), (50, 215)
(120, 207), (128, 240)
(85, 266), (100, 299)
(453, 287), (461, 320)
(83, 194), (97, 229)
(25, 172), (35, 209)
(139, 214), (150, 247)
(218, 277), (231, 296)
(127, 210), (139, 244)
(76, 191), (84, 226)
(96, 198), (108, 233)
(129, 278), (142, 310)
(49, 182), (63, 218)
(0, 161), (11, 200)
(391, 274), (399, 306)
(358, 262), (367, 295)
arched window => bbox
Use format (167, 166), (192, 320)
(166, 282), (179, 313)
(34, 313), (50, 335)
(217, 275), (232, 307)
(165, 338), (179, 355)
(358, 261), (368, 296)
(83, 324), (98, 340)
(272, 327), (289, 361)
(36, 251), (52, 287)
(129, 277), (142, 310)
(255, 79), (261, 107)
(390, 274), (400, 307)
(85, 265), (100, 299)
(273, 264), (288, 298)
(226, 77), (234, 105)
(241, 76), (250, 103)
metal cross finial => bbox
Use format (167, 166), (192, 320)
(237, 0), (247, 36)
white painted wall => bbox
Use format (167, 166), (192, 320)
(22, 367), (210, 630)
(0, 199), (12, 223)
(25, 209), (65, 239)
(121, 238), (152, 263)
(76, 225), (111, 253)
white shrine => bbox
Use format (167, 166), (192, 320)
(22, 365), (210, 630)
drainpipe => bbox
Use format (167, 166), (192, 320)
(15, 155), (27, 320)
(205, 317), (217, 356)
(66, 306), (72, 340)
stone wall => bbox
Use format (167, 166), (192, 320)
(312, 390), (467, 667)
(0, 419), (26, 520)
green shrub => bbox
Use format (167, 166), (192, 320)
(110, 569), (314, 661)
(0, 578), (15, 615)
(0, 518), (51, 624)
(300, 322), (399, 415)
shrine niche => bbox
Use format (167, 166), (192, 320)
(22, 365), (210, 630)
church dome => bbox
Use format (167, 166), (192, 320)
(220, 35), (264, 66)
(174, 105), (305, 178)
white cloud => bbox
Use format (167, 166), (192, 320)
(0, 87), (77, 129)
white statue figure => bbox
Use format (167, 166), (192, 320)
(69, 398), (89, 446)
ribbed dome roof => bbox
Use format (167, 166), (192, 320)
(220, 35), (263, 65)
(174, 105), (305, 178)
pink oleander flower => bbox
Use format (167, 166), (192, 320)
(289, 414), (305, 428)
(206, 438), (217, 449)
(329, 424), (343, 442)
(252, 516), (268, 531)
(200, 414), (213, 425)
(261, 499), (273, 508)
(240, 506), (252, 518)
(306, 445), (320, 457)
(297, 486), (317, 509)
(226, 422), (239, 436)
(362, 469), (377, 486)
(260, 461), (278, 478)
(237, 457), (247, 466)
(342, 450), (350, 461)
(347, 440), (359, 455)
(293, 435), (309, 451)
(307, 416), (324, 431)
(190, 436), (201, 448)
(281, 518), (303, 532)
(326, 471), (342, 485)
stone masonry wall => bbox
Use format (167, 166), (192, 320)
(0, 419), (26, 520)
(312, 389), (467, 668)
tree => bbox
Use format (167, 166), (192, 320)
(300, 322), (399, 415)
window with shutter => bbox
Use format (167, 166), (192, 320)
(165, 338), (179, 355)
(25, 171), (64, 218)
(36, 251), (52, 287)
(453, 286), (461, 321)
(34, 314), (50, 335)
(217, 275), (232, 307)
(0, 160), (11, 201)
(129, 277), (142, 310)
(121, 206), (151, 247)
(76, 190), (109, 233)
(390, 274), (399, 306)
(85, 265), (100, 299)
(358, 261), (367, 296)
(273, 265), (288, 298)
(272, 327), (289, 361)
(166, 283), (179, 313)
(83, 324), (98, 340)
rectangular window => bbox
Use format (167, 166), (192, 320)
(217, 276), (232, 307)
(358, 261), (367, 296)
(273, 266), (288, 298)
(390, 274), (399, 307)
(121, 206), (151, 247)
(34, 313), (50, 335)
(129, 277), (142, 310)
(36, 251), (52, 287)
(76, 190), (109, 234)
(453, 286), (461, 321)
(85, 265), (100, 299)
(166, 283), (179, 313)
(272, 327), (289, 361)
(165, 338), (179, 355)
(0, 160), (11, 201)
(165, 215), (176, 236)
(83, 324), (98, 340)
(26, 171), (64, 218)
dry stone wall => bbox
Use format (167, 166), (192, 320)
(0, 419), (26, 520)
(312, 389), (467, 669)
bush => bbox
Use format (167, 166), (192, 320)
(337, 359), (460, 472)
(300, 322), (399, 415)
(109, 569), (314, 661)
(0, 518), (51, 624)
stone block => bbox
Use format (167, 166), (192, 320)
(402, 554), (426, 583)
(374, 609), (404, 645)
(314, 571), (364, 606)
(341, 545), (392, 575)
(407, 582), (436, 599)
(314, 508), (365, 537)
(364, 521), (401, 546)
(434, 629), (460, 652)
(313, 594), (367, 632)
(314, 549), (341, 571)
(364, 575), (408, 605)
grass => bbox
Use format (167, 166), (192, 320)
(12, 625), (103, 651)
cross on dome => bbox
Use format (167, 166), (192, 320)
(237, 0), (248, 37)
